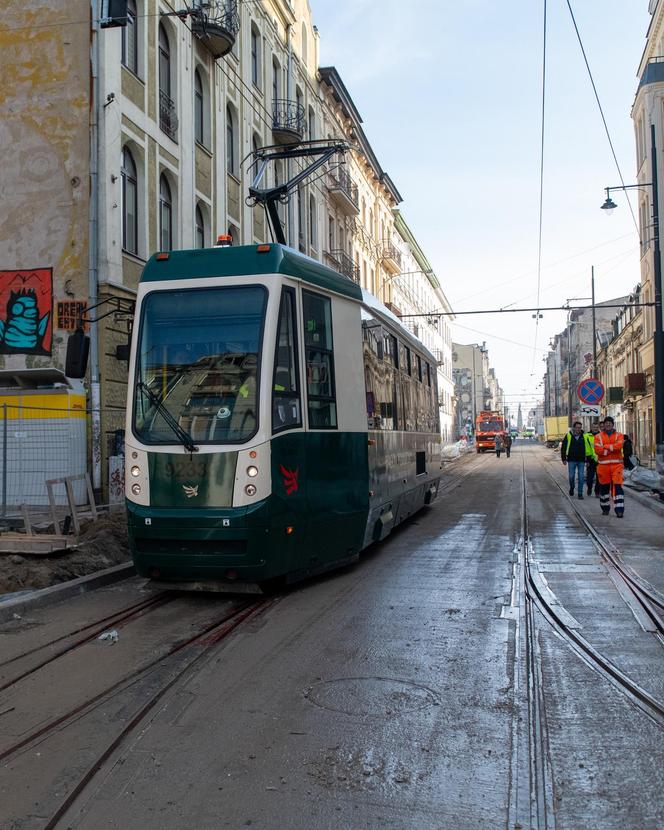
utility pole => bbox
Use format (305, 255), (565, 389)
(650, 123), (664, 470)
(591, 266), (597, 375)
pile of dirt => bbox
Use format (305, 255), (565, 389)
(0, 511), (131, 595)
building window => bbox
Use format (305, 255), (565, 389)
(121, 0), (138, 75)
(298, 185), (306, 252)
(159, 174), (172, 251)
(308, 106), (315, 140)
(195, 203), (205, 248)
(301, 22), (308, 66)
(121, 146), (138, 255)
(272, 57), (280, 102)
(309, 195), (317, 249)
(251, 25), (261, 89)
(158, 24), (177, 140)
(194, 69), (205, 146)
(158, 23), (171, 98)
(226, 105), (236, 175)
(328, 214), (334, 251)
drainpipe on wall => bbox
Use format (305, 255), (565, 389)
(89, 0), (102, 492)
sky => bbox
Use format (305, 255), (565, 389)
(312, 0), (652, 415)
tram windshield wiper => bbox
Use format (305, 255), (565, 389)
(137, 380), (199, 453)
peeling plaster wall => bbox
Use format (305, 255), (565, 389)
(0, 2), (90, 372)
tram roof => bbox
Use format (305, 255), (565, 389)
(140, 244), (363, 301)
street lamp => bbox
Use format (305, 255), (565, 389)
(602, 122), (664, 469)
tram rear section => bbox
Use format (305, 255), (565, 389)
(1, 443), (663, 828)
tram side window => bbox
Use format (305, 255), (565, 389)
(272, 288), (302, 433)
(302, 291), (337, 428)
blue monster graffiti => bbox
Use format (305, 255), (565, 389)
(0, 270), (53, 356)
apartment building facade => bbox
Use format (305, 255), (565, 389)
(0, 0), (456, 489)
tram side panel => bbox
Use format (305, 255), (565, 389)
(361, 318), (441, 550)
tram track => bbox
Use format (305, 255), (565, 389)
(39, 596), (277, 829)
(521, 460), (664, 730)
(543, 464), (664, 646)
(0, 596), (276, 768)
(0, 591), (175, 691)
(514, 455), (664, 829)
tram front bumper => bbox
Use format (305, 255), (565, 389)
(126, 500), (289, 584)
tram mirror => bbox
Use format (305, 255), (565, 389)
(65, 328), (90, 378)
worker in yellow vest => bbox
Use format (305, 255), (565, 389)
(594, 416), (625, 517)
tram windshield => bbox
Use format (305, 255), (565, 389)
(133, 286), (267, 445)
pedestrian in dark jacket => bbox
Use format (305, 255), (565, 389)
(561, 421), (588, 498)
(495, 433), (504, 458)
(504, 432), (512, 458)
(623, 434), (635, 470)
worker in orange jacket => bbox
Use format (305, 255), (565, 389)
(594, 416), (625, 517)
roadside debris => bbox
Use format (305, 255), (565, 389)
(98, 629), (119, 644)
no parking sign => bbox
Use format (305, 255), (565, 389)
(577, 378), (604, 405)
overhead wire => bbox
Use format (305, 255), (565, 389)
(565, 0), (640, 237)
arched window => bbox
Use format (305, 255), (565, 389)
(122, 0), (138, 75)
(194, 69), (205, 145)
(121, 146), (138, 255)
(158, 24), (171, 98)
(272, 57), (280, 103)
(226, 105), (236, 175)
(251, 25), (261, 88)
(309, 194), (317, 249)
(195, 204), (205, 248)
(159, 174), (172, 251)
(301, 22), (308, 66)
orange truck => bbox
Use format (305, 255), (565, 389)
(475, 410), (506, 453)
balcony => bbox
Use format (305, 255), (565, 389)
(159, 90), (178, 142)
(607, 386), (624, 404)
(272, 99), (305, 145)
(379, 239), (402, 274)
(191, 1), (240, 59)
(624, 372), (647, 396)
(328, 249), (360, 284)
(326, 167), (359, 215)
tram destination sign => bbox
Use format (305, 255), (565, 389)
(577, 378), (605, 405)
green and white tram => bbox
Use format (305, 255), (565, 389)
(125, 243), (441, 590)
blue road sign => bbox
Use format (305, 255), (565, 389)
(577, 378), (605, 404)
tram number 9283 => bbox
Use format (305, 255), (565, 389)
(164, 460), (208, 478)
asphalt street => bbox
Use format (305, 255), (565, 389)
(0, 442), (662, 829)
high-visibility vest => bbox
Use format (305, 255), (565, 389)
(584, 432), (598, 462)
(594, 430), (624, 464)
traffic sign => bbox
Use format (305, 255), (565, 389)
(577, 378), (605, 404)
(578, 404), (601, 417)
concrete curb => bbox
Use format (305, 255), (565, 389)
(624, 484), (664, 517)
(0, 562), (136, 624)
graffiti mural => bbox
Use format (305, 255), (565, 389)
(0, 269), (53, 355)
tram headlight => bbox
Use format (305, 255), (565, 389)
(245, 484), (257, 497)
(246, 465), (259, 478)
(131, 483), (141, 495)
(130, 465), (141, 477)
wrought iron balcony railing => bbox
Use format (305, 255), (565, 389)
(159, 90), (178, 141)
(379, 239), (402, 271)
(191, 1), (240, 59)
(329, 249), (360, 284)
(326, 167), (359, 214)
(272, 99), (305, 145)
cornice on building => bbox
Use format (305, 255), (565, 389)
(318, 65), (402, 205)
